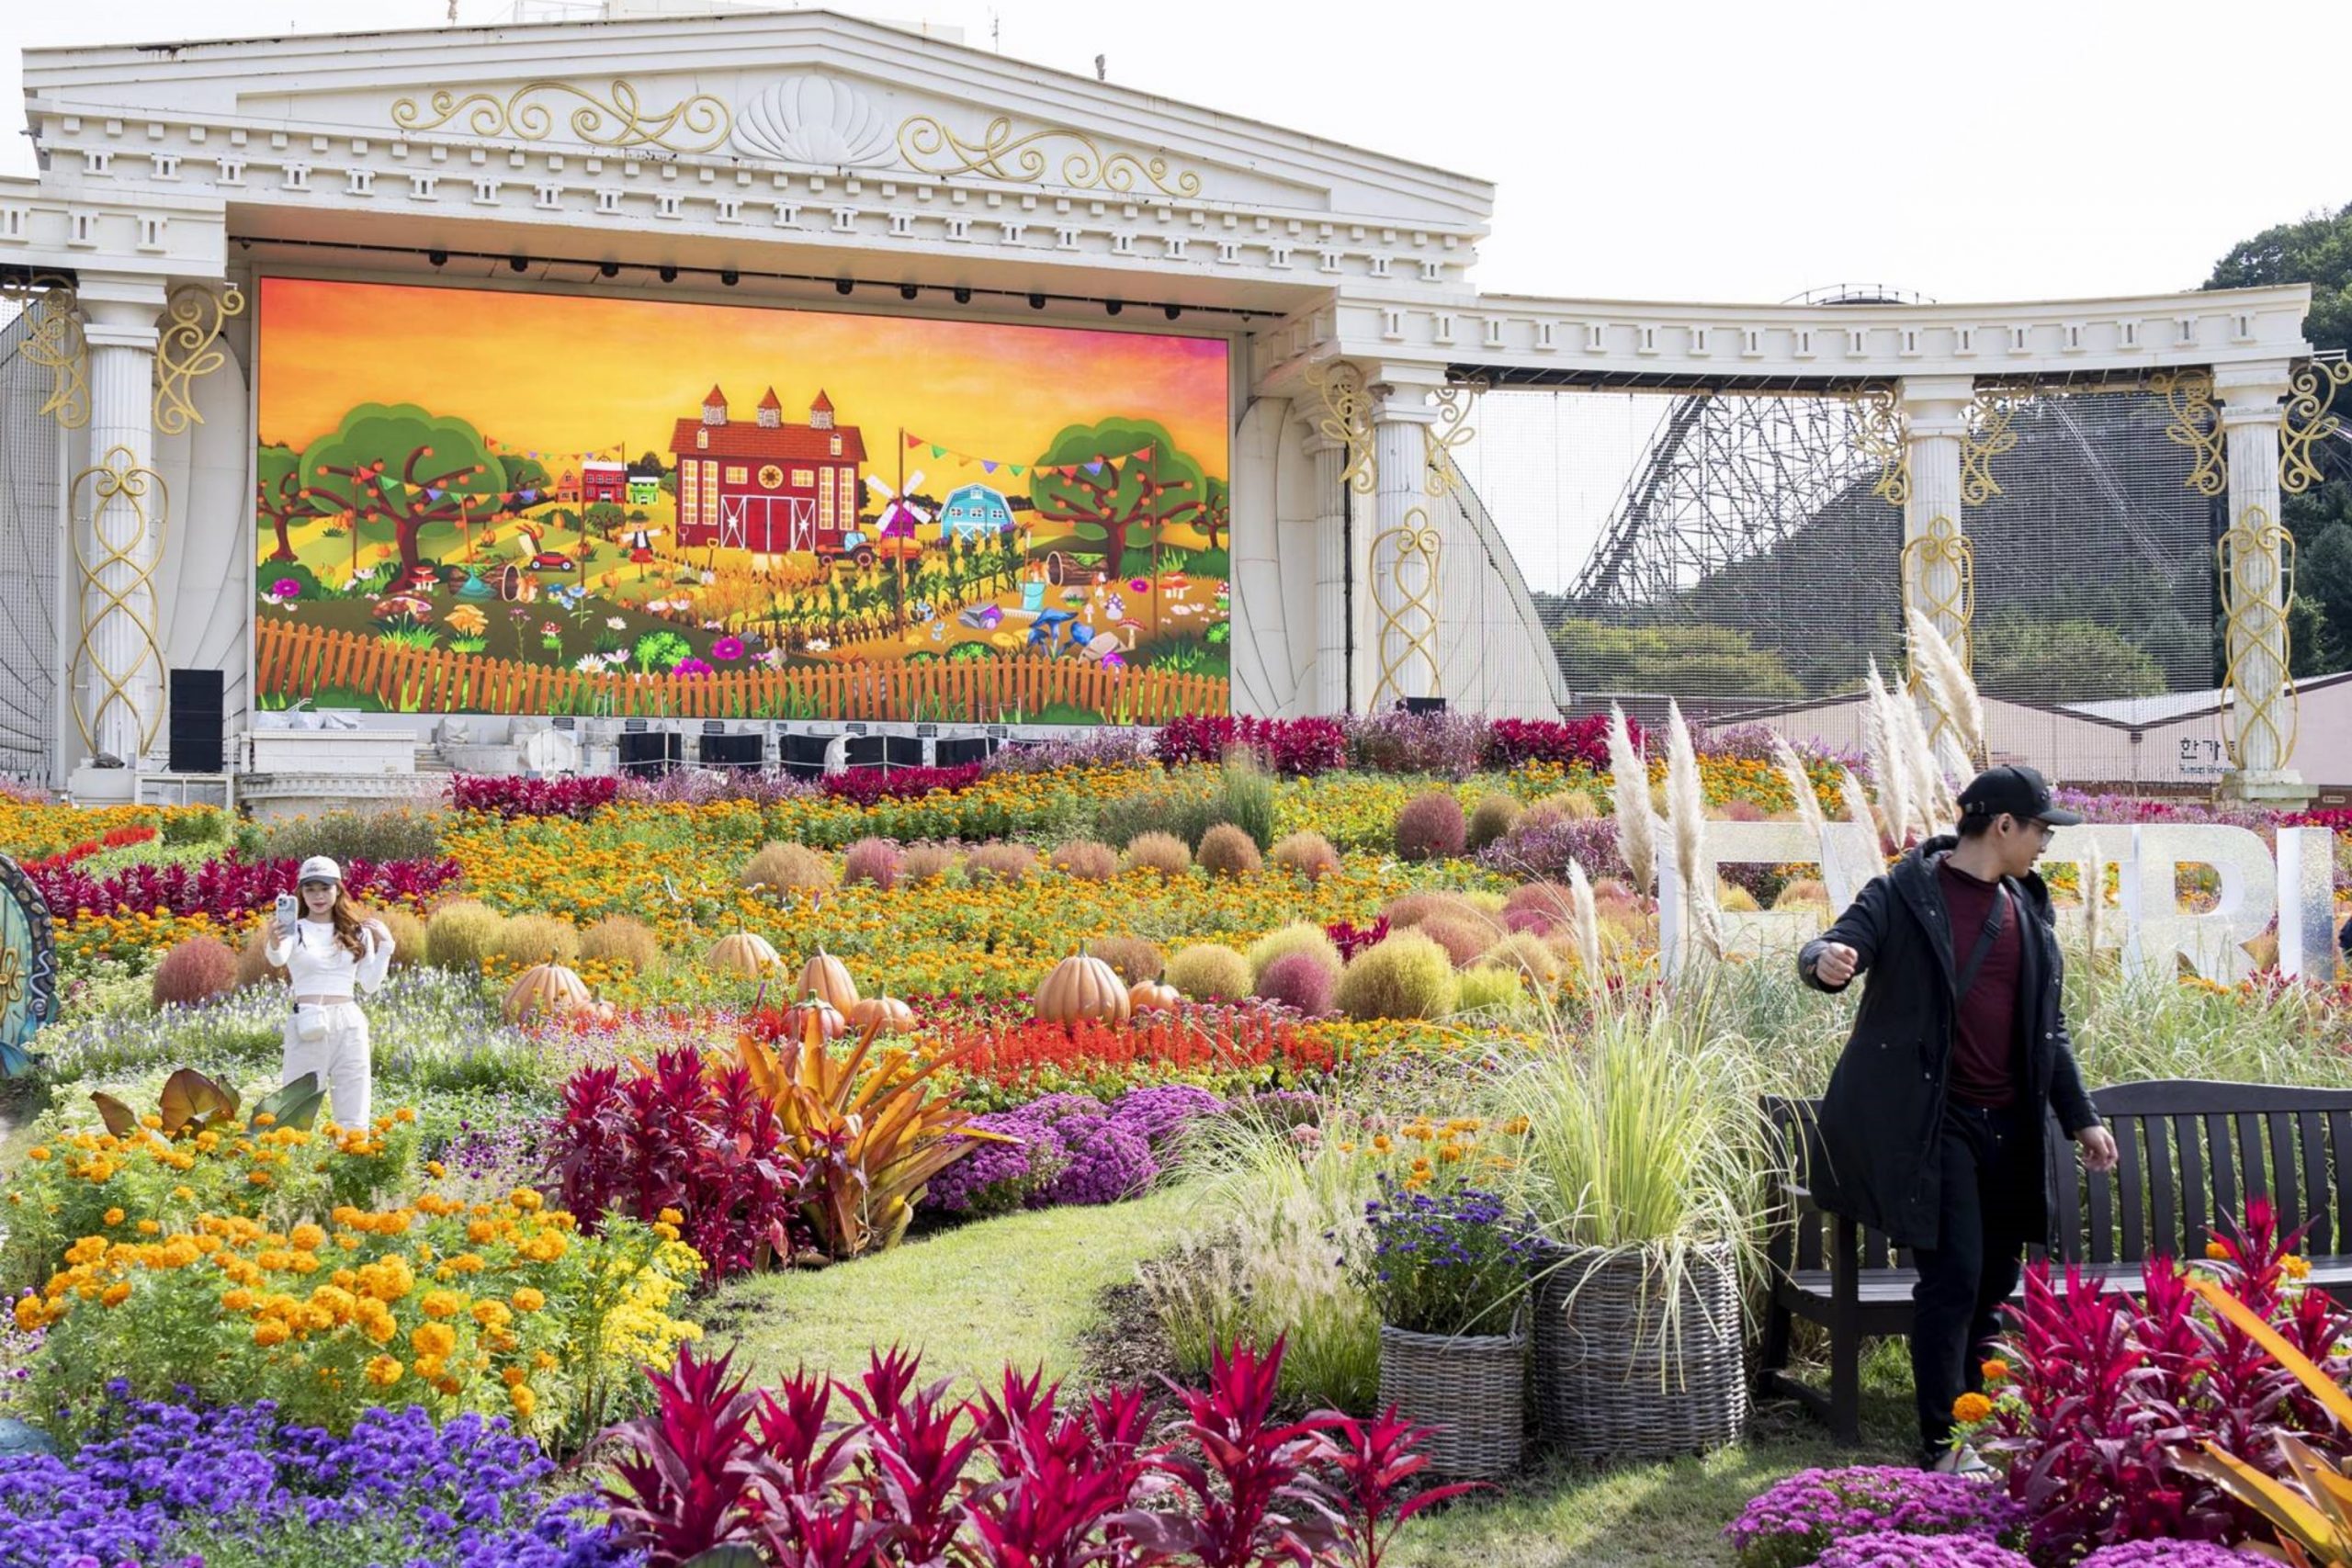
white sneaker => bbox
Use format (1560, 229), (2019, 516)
(1933, 1443), (1994, 1479)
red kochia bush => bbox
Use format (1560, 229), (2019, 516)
(1393, 792), (1466, 863)
(1255, 951), (1339, 1017)
(150, 934), (239, 1008)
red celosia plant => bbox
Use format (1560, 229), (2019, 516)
(1156, 716), (1350, 778)
(819, 764), (986, 806)
(1479, 715), (1623, 772)
(27, 852), (459, 923)
(448, 773), (620, 819)
(1982, 1198), (2352, 1562)
(20, 823), (158, 874)
(921, 1008), (1340, 1104)
(601, 1338), (1469, 1568)
(1324, 919), (1389, 964)
(551, 1048), (807, 1283)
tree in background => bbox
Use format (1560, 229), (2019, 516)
(1548, 617), (1804, 700)
(498, 454), (553, 505)
(254, 443), (316, 564)
(1973, 614), (2167, 702)
(1027, 418), (1208, 581)
(1201, 476), (1229, 553)
(2206, 199), (2352, 674)
(299, 403), (506, 583)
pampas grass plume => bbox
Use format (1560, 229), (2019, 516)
(1664, 701), (1722, 959)
(1861, 660), (1914, 846)
(1905, 608), (1988, 771)
(1771, 734), (1826, 835)
(1567, 859), (1604, 984)
(1608, 704), (1657, 896)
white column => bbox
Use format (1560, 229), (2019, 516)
(1303, 423), (1351, 716)
(2215, 362), (2305, 804)
(73, 277), (167, 784)
(1898, 376), (1973, 652)
(1367, 374), (1442, 706)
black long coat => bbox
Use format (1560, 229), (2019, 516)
(1796, 836), (2101, 1250)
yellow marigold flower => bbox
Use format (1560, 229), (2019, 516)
(1982, 1359), (2011, 1384)
(395, 1108), (416, 1124)
(103, 1208), (125, 1226)
(100, 1282), (131, 1308)
(652, 1222), (680, 1242)
(194, 1133), (219, 1153)
(420, 1290), (464, 1321)
(253, 1113), (276, 1128)
(247, 1171), (273, 1189)
(254, 1319), (291, 1348)
(366, 1356), (402, 1387)
(466, 1220), (497, 1245)
(508, 1384), (536, 1421)
(363, 1314), (398, 1346)
(288, 1251), (321, 1275)
(1952, 1393), (1995, 1425)
(424, 1161), (447, 1179)
(136, 1220), (160, 1235)
(26, 1146), (48, 1161)
(413, 1352), (446, 1380)
(14, 1297), (50, 1332)
(2285, 1255), (2312, 1281)
(1371, 1134), (1393, 1153)
(289, 1224), (327, 1252)
(2206, 1241), (2232, 1261)
(412, 1322), (458, 1358)
(140, 1114), (163, 1131)
(170, 1186), (194, 1202)
(472, 1300), (512, 1331)
(157, 1240), (200, 1270)
(533, 1350), (560, 1371)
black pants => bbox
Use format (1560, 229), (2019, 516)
(1910, 1101), (2033, 1463)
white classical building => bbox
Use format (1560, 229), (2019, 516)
(0, 7), (2325, 805)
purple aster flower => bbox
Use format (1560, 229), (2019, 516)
(1814, 1532), (2031, 1568)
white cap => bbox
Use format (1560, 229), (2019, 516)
(296, 856), (343, 886)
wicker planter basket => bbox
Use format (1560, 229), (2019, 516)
(1375, 1323), (1526, 1479)
(1528, 1238), (1746, 1461)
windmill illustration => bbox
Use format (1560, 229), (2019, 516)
(867, 445), (934, 637)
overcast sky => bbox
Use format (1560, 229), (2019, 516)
(9, 1), (2348, 587)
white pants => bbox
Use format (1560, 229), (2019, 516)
(281, 1001), (372, 1132)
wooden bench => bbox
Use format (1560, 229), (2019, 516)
(1758, 1080), (2352, 1442)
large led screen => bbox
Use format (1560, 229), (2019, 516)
(253, 277), (1231, 724)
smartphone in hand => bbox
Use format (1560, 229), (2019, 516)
(274, 893), (300, 930)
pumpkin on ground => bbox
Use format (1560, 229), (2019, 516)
(799, 948), (861, 1011)
(1128, 980), (1182, 1012)
(786, 998), (847, 1042)
(503, 960), (593, 1023)
(1036, 953), (1132, 1027)
(848, 994), (915, 1033)
(706, 931), (782, 978)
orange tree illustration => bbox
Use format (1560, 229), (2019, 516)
(1027, 418), (1208, 581)
(254, 443), (320, 564)
(298, 404), (510, 583)
(1201, 476), (1230, 553)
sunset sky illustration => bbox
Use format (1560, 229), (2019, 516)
(257, 277), (1231, 479)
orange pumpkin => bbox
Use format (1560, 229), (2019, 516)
(705, 931), (782, 978)
(786, 998), (846, 1042)
(848, 994), (915, 1033)
(503, 960), (592, 1023)
(798, 948), (861, 1010)
(1127, 980), (1182, 1012)
(1036, 953), (1132, 1027)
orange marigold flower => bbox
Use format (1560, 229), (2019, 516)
(289, 1224), (327, 1252)
(508, 1383), (537, 1420)
(26, 1146), (48, 1162)
(2285, 1255), (2313, 1281)
(394, 1108), (416, 1124)
(1981, 1359), (2011, 1384)
(103, 1208), (125, 1226)
(365, 1356), (403, 1387)
(2205, 1241), (2232, 1261)
(420, 1290), (464, 1320)
(136, 1220), (160, 1235)
(1952, 1393), (1995, 1425)
(253, 1319), (291, 1348)
(100, 1282), (131, 1308)
(412, 1322), (458, 1358)
(13, 1297), (50, 1332)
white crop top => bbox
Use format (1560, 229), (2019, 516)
(264, 919), (394, 999)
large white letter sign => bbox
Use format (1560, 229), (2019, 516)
(2121, 824), (2278, 984)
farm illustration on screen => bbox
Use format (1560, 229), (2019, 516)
(252, 277), (1232, 724)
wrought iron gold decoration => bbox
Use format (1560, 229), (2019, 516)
(68, 447), (169, 758)
(2150, 368), (2226, 497)
(1423, 378), (1487, 497)
(0, 852), (57, 1074)
(390, 81), (732, 152)
(1369, 510), (1442, 710)
(153, 282), (246, 436)
(0, 274), (88, 430)
(2281, 357), (2352, 497)
(2217, 505), (2298, 772)
(1901, 514), (1975, 670)
(1844, 386), (1910, 507)
(898, 113), (1202, 197)
(1303, 358), (1375, 496)
(1960, 385), (2020, 506)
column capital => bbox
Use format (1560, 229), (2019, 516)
(1296, 417), (1348, 456)
(2214, 359), (2296, 424)
(76, 273), (168, 350)
(1897, 374), (1975, 437)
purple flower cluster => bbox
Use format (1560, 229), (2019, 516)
(980, 728), (1156, 774)
(1477, 815), (1627, 882)
(1359, 1179), (1536, 1337)
(927, 1086), (1226, 1216)
(2076, 1543), (2263, 1566)
(1813, 1532), (2030, 1568)
(0, 1389), (630, 1567)
(1728, 1466), (2028, 1568)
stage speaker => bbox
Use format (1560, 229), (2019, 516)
(698, 732), (763, 771)
(933, 737), (989, 767)
(842, 735), (887, 770)
(1402, 696), (1448, 716)
(617, 730), (682, 776)
(884, 736), (923, 769)
(779, 734), (833, 779)
(167, 668), (225, 773)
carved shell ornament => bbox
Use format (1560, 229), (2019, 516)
(732, 75), (896, 168)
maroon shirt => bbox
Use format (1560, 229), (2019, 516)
(1938, 858), (2021, 1109)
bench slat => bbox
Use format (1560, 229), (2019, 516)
(2116, 1112), (2146, 1263)
(2330, 1110), (2352, 1258)
(2178, 1113), (2211, 1256)
(2303, 1110), (2335, 1257)
(2265, 1110), (2301, 1240)
(2146, 1115), (2179, 1259)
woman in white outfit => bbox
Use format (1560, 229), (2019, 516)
(263, 855), (393, 1131)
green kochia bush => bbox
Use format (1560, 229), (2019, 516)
(249, 808), (445, 866)
(1336, 932), (1459, 1021)
(1165, 942), (1254, 1002)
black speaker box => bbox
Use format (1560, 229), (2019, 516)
(698, 732), (763, 771)
(842, 736), (887, 770)
(779, 734), (834, 778)
(167, 668), (225, 773)
(1402, 696), (1448, 716)
(934, 737), (989, 767)
(884, 736), (923, 768)
(618, 730), (682, 776)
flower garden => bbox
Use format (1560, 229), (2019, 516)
(8, 702), (2352, 1565)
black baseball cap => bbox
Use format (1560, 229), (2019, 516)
(1956, 764), (2081, 827)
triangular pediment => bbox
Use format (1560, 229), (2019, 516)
(23, 11), (1490, 231)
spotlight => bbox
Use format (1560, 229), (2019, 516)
(507, 255), (528, 273)
(1105, 299), (1124, 317)
(1162, 303), (1182, 321)
(426, 250), (448, 267)
(720, 269), (740, 287)
(658, 265), (678, 283)
(899, 284), (918, 301)
(599, 261), (619, 278)
(1028, 292), (1046, 310)
(834, 277), (854, 296)
(953, 287), (972, 304)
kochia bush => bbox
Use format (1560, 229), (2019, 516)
(1393, 793), (1466, 863)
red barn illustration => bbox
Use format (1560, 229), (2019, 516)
(670, 385), (868, 557)
(582, 458), (628, 504)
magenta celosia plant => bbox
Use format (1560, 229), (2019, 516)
(26, 852), (459, 923)
(448, 773), (620, 819)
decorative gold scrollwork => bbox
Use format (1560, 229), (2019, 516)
(2281, 357), (2352, 497)
(1423, 378), (1486, 501)
(69, 447), (169, 759)
(1304, 359), (1376, 497)
(1961, 385), (2021, 506)
(2217, 505), (2298, 773)
(1844, 386), (1910, 507)
(2150, 368), (2226, 497)
(0, 274), (88, 430)
(1369, 511), (1442, 710)
(390, 81), (732, 153)
(1901, 514), (1975, 673)
(897, 114), (1202, 197)
(153, 282), (246, 436)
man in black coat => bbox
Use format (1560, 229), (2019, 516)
(1799, 764), (2118, 1472)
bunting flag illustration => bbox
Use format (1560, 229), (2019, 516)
(897, 431), (1152, 478)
